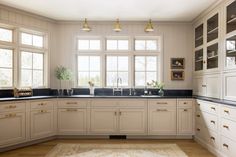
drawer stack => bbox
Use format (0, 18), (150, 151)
(220, 105), (236, 157)
(195, 100), (219, 149)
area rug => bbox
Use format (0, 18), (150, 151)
(45, 143), (188, 157)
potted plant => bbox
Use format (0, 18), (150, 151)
(147, 80), (165, 96)
(55, 66), (73, 96)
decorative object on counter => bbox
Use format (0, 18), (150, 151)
(147, 80), (165, 96)
(145, 19), (154, 32)
(171, 71), (184, 80)
(113, 18), (122, 32)
(81, 18), (91, 32)
(55, 66), (73, 96)
(88, 81), (95, 95)
(170, 58), (185, 69)
(13, 87), (33, 98)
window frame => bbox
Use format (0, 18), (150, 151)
(105, 36), (131, 51)
(134, 36), (161, 52)
(77, 37), (102, 52)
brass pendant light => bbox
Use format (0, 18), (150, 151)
(113, 19), (122, 32)
(81, 18), (91, 32)
(145, 19), (154, 32)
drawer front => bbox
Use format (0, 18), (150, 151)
(119, 100), (146, 108)
(221, 105), (236, 122)
(0, 102), (25, 113)
(178, 100), (193, 108)
(221, 136), (236, 157)
(196, 100), (218, 115)
(202, 112), (218, 132)
(205, 130), (219, 149)
(221, 118), (236, 141)
(195, 110), (203, 125)
(195, 123), (206, 140)
(30, 101), (53, 110)
(91, 99), (118, 107)
(58, 100), (87, 108)
(148, 99), (176, 108)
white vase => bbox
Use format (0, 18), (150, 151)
(90, 87), (94, 95)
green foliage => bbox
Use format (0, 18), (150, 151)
(55, 66), (73, 81)
(147, 80), (165, 89)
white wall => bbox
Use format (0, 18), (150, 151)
(50, 22), (193, 89)
(0, 4), (194, 90)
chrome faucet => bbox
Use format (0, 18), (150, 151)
(113, 77), (123, 96)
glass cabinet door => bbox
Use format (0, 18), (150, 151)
(227, 1), (236, 34)
(207, 14), (218, 42)
(226, 35), (236, 67)
(195, 24), (203, 48)
(195, 49), (204, 71)
(207, 43), (218, 69)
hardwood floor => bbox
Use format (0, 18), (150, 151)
(0, 139), (215, 157)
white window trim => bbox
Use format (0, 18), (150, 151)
(105, 36), (131, 52)
(134, 36), (161, 53)
(76, 36), (102, 52)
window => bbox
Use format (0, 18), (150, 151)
(135, 39), (158, 51)
(0, 48), (13, 87)
(106, 39), (129, 50)
(21, 32), (43, 47)
(135, 56), (158, 86)
(20, 51), (44, 87)
(106, 56), (129, 86)
(77, 56), (100, 86)
(0, 28), (12, 42)
(78, 39), (100, 50)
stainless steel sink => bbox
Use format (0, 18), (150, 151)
(140, 95), (161, 97)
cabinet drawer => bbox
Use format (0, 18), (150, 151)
(202, 112), (218, 132)
(31, 101), (53, 110)
(221, 136), (236, 157)
(178, 100), (193, 108)
(221, 105), (236, 122)
(58, 100), (87, 108)
(205, 130), (219, 149)
(148, 99), (176, 108)
(119, 100), (146, 108)
(195, 110), (203, 125)
(221, 118), (236, 141)
(195, 123), (206, 140)
(91, 99), (118, 107)
(0, 102), (25, 113)
(196, 100), (218, 115)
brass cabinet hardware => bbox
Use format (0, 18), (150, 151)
(198, 103), (200, 106)
(223, 125), (229, 129)
(211, 107), (216, 110)
(210, 136), (215, 140)
(210, 120), (215, 124)
(39, 110), (47, 113)
(202, 85), (207, 87)
(66, 109), (78, 112)
(223, 143), (229, 148)
(196, 128), (200, 131)
(196, 115), (200, 117)
(38, 103), (46, 106)
(0, 113), (17, 119)
(5, 105), (17, 109)
(156, 102), (168, 104)
(183, 102), (187, 104)
(66, 102), (78, 105)
(119, 111), (122, 115)
(224, 110), (229, 114)
(114, 112), (117, 116)
(184, 109), (188, 112)
(156, 109), (168, 112)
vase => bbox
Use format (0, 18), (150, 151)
(90, 87), (94, 95)
(158, 89), (164, 96)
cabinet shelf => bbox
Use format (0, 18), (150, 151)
(207, 55), (218, 59)
(207, 27), (218, 34)
(227, 17), (236, 24)
(195, 35), (203, 41)
(195, 59), (203, 63)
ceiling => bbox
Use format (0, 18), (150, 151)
(0, 0), (221, 21)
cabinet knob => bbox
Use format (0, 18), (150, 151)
(196, 128), (201, 131)
(224, 110), (229, 114)
(119, 111), (122, 115)
(184, 109), (188, 112)
(183, 102), (187, 104)
(114, 112), (117, 116)
(223, 143), (229, 148)
(196, 115), (200, 117)
(203, 60), (206, 64)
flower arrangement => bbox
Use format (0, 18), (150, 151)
(88, 81), (94, 87)
(147, 80), (165, 96)
(88, 81), (95, 95)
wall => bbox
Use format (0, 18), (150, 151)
(0, 4), (194, 90)
(50, 21), (193, 89)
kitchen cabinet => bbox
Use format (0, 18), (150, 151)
(177, 100), (194, 135)
(148, 99), (177, 135)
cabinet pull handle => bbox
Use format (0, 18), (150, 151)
(210, 136), (215, 140)
(196, 128), (200, 131)
(210, 120), (215, 124)
(223, 125), (229, 129)
(114, 112), (117, 116)
(198, 103), (200, 106)
(156, 102), (168, 104)
(196, 115), (200, 117)
(183, 102), (187, 104)
(5, 105), (17, 109)
(66, 102), (78, 105)
(119, 111), (121, 115)
(211, 107), (216, 110)
(66, 109), (77, 112)
(224, 110), (229, 114)
(202, 85), (206, 87)
(39, 110), (47, 113)
(223, 144), (229, 148)
(38, 103), (46, 106)
(184, 109), (188, 112)
(0, 113), (17, 119)
(157, 109), (168, 112)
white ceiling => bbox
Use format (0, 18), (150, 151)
(0, 0), (220, 21)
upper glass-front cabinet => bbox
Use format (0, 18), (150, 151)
(227, 0), (236, 34)
(195, 49), (204, 71)
(207, 14), (219, 42)
(195, 24), (204, 48)
(226, 35), (236, 67)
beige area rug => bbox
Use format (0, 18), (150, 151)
(46, 143), (188, 157)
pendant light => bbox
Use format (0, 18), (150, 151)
(113, 19), (122, 32)
(81, 18), (91, 32)
(145, 19), (154, 32)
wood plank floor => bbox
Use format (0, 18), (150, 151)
(0, 139), (215, 157)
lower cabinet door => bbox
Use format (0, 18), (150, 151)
(58, 108), (87, 135)
(90, 108), (118, 134)
(119, 108), (146, 135)
(177, 108), (193, 135)
(0, 112), (26, 146)
(149, 107), (176, 135)
(30, 110), (54, 139)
